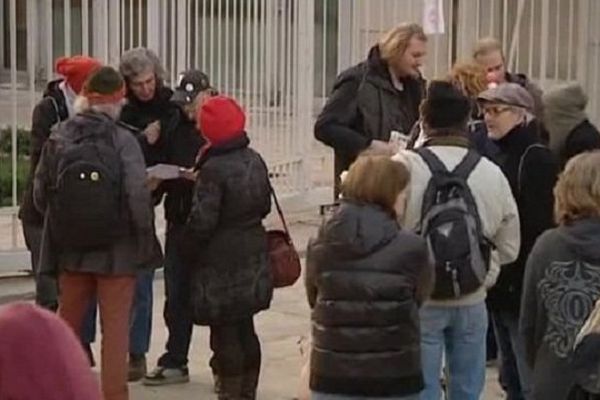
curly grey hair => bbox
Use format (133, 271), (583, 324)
(119, 47), (166, 82)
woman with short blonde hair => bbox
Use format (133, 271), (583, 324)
(306, 155), (433, 400)
(521, 150), (600, 400)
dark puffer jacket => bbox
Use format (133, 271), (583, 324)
(314, 46), (425, 195)
(305, 201), (433, 397)
(19, 80), (69, 225)
(184, 134), (272, 325)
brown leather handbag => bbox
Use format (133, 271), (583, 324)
(267, 185), (301, 288)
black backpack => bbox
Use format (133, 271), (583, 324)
(49, 114), (126, 250)
(416, 148), (491, 299)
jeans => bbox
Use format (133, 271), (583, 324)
(419, 301), (488, 400)
(22, 221), (96, 346)
(129, 269), (155, 355)
(75, 275), (153, 351)
(312, 393), (420, 400)
(157, 224), (194, 368)
(59, 272), (136, 400)
(210, 318), (261, 377)
(492, 310), (533, 400)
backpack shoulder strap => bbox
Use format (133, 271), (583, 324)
(518, 143), (546, 195)
(452, 150), (481, 181)
(415, 147), (448, 174)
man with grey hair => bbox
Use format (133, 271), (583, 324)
(118, 47), (178, 382)
(478, 82), (559, 400)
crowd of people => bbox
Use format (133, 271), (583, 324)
(313, 22), (600, 400)
(3, 20), (600, 400)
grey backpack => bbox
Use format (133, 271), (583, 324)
(416, 148), (492, 299)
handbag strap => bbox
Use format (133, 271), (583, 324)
(259, 156), (292, 237)
(269, 182), (291, 237)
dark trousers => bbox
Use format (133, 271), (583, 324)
(157, 223), (193, 368)
(209, 318), (261, 377)
(22, 221), (96, 344)
(492, 310), (532, 400)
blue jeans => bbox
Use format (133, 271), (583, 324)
(492, 310), (532, 400)
(419, 302), (488, 400)
(72, 271), (154, 354)
(157, 224), (194, 368)
(129, 269), (155, 355)
(312, 393), (419, 400)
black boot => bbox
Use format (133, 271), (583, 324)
(218, 375), (243, 400)
(240, 368), (260, 400)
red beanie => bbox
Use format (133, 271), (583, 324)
(198, 95), (246, 145)
(55, 55), (102, 94)
(0, 303), (102, 400)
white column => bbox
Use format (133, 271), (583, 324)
(108, 0), (120, 66)
(176, 0), (188, 76)
(0, 0), (4, 69)
(296, 0), (315, 191)
(92, 0), (108, 61)
(337, 0), (354, 72)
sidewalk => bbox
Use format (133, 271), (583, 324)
(0, 188), (505, 399)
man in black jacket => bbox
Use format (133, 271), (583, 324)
(118, 47), (179, 381)
(143, 70), (212, 386)
(314, 23), (427, 198)
(478, 83), (559, 400)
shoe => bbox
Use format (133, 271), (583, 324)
(213, 373), (222, 394)
(218, 376), (243, 400)
(128, 354), (147, 382)
(240, 368), (260, 400)
(142, 365), (190, 386)
(83, 344), (95, 368)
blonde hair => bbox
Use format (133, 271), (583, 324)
(472, 37), (504, 60)
(554, 151), (600, 225)
(378, 23), (427, 62)
(342, 156), (410, 217)
(447, 61), (487, 97)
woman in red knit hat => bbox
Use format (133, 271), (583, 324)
(182, 95), (273, 399)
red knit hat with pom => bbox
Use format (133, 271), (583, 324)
(197, 96), (246, 145)
(55, 56), (102, 94)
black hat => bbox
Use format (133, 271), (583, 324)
(171, 70), (212, 104)
(421, 81), (472, 130)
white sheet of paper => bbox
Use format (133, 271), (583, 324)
(146, 164), (182, 180)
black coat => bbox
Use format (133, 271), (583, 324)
(305, 201), (433, 397)
(183, 134), (273, 325)
(314, 46), (425, 193)
(487, 121), (559, 313)
(119, 86), (178, 166)
(19, 80), (69, 225)
(560, 120), (600, 168)
(154, 108), (205, 225)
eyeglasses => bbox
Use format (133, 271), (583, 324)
(482, 105), (512, 116)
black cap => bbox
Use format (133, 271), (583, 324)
(171, 70), (212, 104)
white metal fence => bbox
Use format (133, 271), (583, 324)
(2, 0), (600, 253)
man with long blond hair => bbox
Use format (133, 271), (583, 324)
(520, 151), (600, 400)
(315, 23), (428, 198)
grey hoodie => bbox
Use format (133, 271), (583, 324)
(520, 218), (600, 400)
(543, 83), (589, 154)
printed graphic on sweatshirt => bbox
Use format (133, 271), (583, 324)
(538, 260), (600, 358)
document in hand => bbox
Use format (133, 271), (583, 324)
(146, 164), (182, 180)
